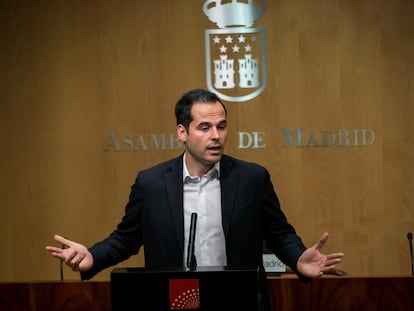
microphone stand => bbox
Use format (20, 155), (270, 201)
(60, 243), (65, 281)
(187, 213), (197, 271)
(408, 232), (413, 276)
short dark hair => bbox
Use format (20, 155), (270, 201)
(175, 89), (227, 131)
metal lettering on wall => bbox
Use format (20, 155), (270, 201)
(203, 0), (268, 102)
(104, 129), (376, 151)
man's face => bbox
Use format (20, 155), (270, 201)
(177, 101), (227, 173)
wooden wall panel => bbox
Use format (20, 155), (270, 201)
(0, 0), (413, 281)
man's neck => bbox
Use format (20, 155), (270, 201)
(184, 153), (215, 177)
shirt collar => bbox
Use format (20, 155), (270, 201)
(183, 153), (220, 182)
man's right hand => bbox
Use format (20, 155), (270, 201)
(46, 234), (93, 272)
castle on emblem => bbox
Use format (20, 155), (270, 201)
(203, 0), (267, 28)
(239, 54), (259, 88)
(214, 55), (235, 89)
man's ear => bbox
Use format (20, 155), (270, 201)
(177, 124), (187, 143)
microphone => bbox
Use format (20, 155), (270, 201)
(187, 213), (197, 270)
(408, 232), (413, 276)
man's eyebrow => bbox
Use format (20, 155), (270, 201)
(197, 120), (227, 126)
(197, 121), (212, 127)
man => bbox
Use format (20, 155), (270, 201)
(46, 88), (343, 285)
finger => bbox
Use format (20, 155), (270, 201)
(45, 246), (61, 253)
(49, 250), (66, 261)
(321, 265), (339, 274)
(326, 252), (345, 260)
(64, 250), (78, 265)
(46, 246), (66, 260)
(54, 234), (72, 248)
(314, 232), (329, 251)
(50, 252), (66, 261)
(325, 258), (343, 267)
(70, 253), (85, 267)
(70, 252), (88, 271)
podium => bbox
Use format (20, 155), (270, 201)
(111, 266), (260, 311)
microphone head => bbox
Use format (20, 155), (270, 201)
(408, 232), (413, 240)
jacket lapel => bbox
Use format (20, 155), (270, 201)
(220, 156), (239, 237)
(164, 155), (185, 256)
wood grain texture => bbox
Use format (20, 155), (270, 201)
(268, 276), (414, 311)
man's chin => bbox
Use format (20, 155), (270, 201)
(205, 153), (223, 163)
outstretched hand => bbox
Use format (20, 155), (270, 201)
(297, 232), (344, 278)
(45, 234), (93, 272)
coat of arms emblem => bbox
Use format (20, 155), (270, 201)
(203, 0), (267, 102)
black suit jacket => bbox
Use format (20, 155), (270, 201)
(81, 154), (306, 280)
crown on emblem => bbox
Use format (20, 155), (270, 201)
(203, 0), (267, 28)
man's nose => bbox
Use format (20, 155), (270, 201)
(211, 127), (220, 139)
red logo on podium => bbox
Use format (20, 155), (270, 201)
(169, 279), (200, 310)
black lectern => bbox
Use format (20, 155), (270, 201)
(111, 266), (259, 311)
